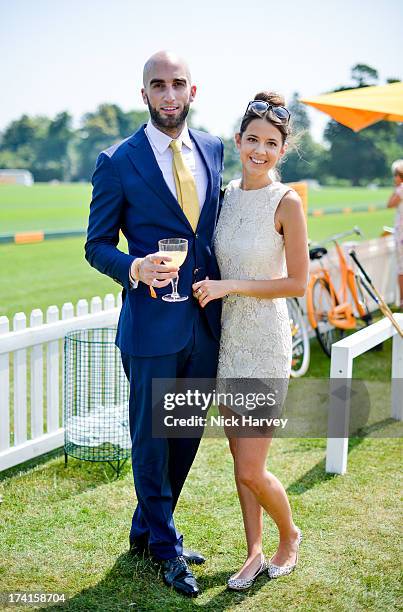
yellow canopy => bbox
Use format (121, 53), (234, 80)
(300, 82), (403, 132)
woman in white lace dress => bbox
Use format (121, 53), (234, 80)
(387, 160), (403, 309)
(193, 92), (309, 590)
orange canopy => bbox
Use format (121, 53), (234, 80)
(300, 82), (403, 131)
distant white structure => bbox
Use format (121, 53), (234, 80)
(304, 179), (322, 189)
(0, 169), (33, 186)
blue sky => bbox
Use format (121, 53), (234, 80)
(1, 0), (401, 142)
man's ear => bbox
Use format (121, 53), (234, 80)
(141, 88), (148, 105)
(190, 84), (197, 103)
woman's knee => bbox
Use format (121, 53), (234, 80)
(236, 466), (266, 492)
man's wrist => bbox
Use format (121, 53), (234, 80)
(129, 258), (144, 288)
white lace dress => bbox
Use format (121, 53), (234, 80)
(214, 179), (292, 380)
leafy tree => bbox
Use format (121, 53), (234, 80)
(351, 63), (378, 87)
(322, 66), (401, 185)
(74, 104), (148, 180)
(222, 134), (241, 184)
(280, 93), (325, 182)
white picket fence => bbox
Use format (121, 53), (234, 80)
(0, 293), (121, 471)
(0, 236), (399, 473)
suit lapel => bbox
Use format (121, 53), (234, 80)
(126, 126), (193, 230)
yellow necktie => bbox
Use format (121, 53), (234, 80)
(169, 139), (200, 232)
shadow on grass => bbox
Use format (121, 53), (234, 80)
(287, 417), (396, 496)
(46, 551), (268, 612)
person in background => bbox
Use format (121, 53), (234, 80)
(387, 159), (403, 309)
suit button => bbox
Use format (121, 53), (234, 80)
(195, 233), (199, 239)
(193, 268), (199, 275)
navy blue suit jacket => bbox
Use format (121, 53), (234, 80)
(85, 125), (223, 357)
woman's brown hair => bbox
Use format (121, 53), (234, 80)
(239, 91), (291, 145)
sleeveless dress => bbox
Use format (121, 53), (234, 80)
(214, 179), (292, 381)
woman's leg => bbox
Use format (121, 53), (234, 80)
(227, 436), (265, 579)
(234, 437), (300, 567)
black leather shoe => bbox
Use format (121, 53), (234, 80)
(182, 548), (205, 565)
(162, 556), (199, 597)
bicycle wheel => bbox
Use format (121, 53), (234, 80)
(310, 278), (344, 357)
(287, 298), (310, 377)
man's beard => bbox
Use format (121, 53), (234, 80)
(147, 101), (190, 130)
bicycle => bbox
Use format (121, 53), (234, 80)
(306, 226), (373, 357)
(287, 297), (310, 377)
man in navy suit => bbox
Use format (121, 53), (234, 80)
(85, 51), (223, 597)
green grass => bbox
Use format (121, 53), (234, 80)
(0, 184), (397, 320)
(307, 209), (394, 242)
(0, 184), (91, 233)
(0, 352), (401, 610)
(0, 185), (401, 610)
(0, 237), (120, 320)
(1, 326), (401, 612)
(308, 187), (390, 210)
(0, 184), (393, 234)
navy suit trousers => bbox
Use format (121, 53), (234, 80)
(121, 309), (219, 560)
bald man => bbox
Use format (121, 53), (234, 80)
(85, 51), (223, 597)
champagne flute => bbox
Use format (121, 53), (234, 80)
(158, 238), (188, 302)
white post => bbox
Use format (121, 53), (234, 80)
(103, 294), (115, 408)
(13, 313), (27, 446)
(61, 303), (74, 428)
(90, 297), (102, 410)
(30, 309), (44, 439)
(391, 333), (403, 421)
(326, 345), (353, 475)
(75, 299), (89, 415)
(46, 306), (59, 432)
(0, 316), (10, 452)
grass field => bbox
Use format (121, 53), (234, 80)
(0, 183), (397, 320)
(0, 339), (400, 611)
(0, 184), (401, 610)
(0, 183), (393, 233)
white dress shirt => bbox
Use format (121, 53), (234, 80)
(144, 119), (208, 211)
(129, 120), (208, 288)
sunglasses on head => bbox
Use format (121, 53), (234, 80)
(245, 100), (291, 124)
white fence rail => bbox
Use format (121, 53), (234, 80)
(0, 293), (121, 471)
(326, 313), (403, 475)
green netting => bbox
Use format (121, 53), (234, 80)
(64, 327), (130, 466)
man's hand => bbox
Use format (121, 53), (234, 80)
(132, 253), (179, 288)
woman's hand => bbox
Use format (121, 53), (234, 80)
(192, 278), (234, 307)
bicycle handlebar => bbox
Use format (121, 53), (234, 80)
(315, 226), (363, 247)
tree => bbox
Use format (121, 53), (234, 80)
(351, 63), (378, 87)
(322, 65), (400, 185)
(280, 93), (325, 182)
(74, 104), (149, 180)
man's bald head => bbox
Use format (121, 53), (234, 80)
(143, 50), (191, 87)
(141, 51), (196, 137)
